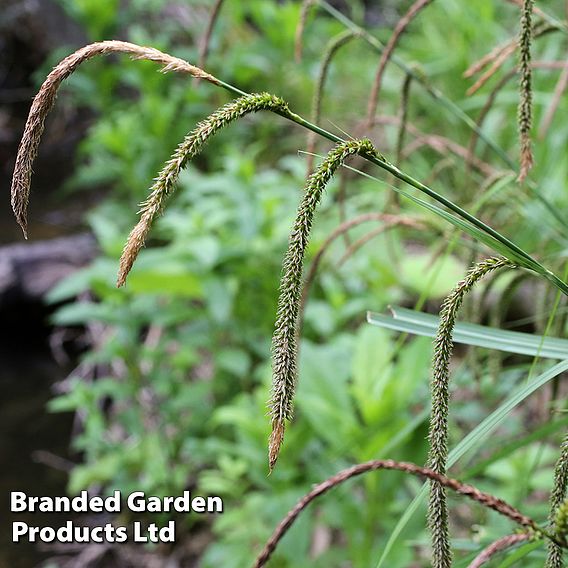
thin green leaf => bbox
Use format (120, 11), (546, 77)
(397, 189), (538, 270)
(495, 539), (544, 567)
(464, 415), (568, 478)
(375, 359), (568, 567)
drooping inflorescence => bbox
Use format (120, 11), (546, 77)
(427, 257), (516, 568)
(517, 0), (535, 181)
(117, 93), (291, 286)
(10, 40), (221, 239)
(268, 138), (379, 471)
(546, 434), (568, 567)
(254, 459), (540, 568)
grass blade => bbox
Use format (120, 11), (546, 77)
(394, 188), (568, 296)
(375, 359), (568, 567)
(367, 306), (568, 359)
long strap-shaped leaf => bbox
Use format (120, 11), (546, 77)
(367, 306), (568, 359)
(374, 359), (568, 568)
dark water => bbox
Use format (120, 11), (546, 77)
(0, 302), (75, 568)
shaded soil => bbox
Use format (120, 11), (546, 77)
(0, 302), (75, 568)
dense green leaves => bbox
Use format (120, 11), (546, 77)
(39, 0), (568, 565)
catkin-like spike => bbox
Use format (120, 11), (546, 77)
(518, 0), (534, 182)
(546, 435), (568, 567)
(268, 139), (379, 471)
(11, 40), (221, 238)
(117, 93), (291, 287)
(555, 499), (568, 543)
(427, 257), (516, 568)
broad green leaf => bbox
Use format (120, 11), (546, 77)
(126, 267), (202, 297)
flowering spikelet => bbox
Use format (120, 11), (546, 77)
(255, 459), (540, 568)
(427, 257), (515, 568)
(10, 40), (220, 238)
(268, 139), (378, 471)
(546, 434), (568, 567)
(555, 499), (568, 544)
(517, 0), (534, 182)
(117, 93), (290, 287)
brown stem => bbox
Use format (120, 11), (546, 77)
(464, 38), (518, 78)
(295, 0), (316, 62)
(402, 135), (497, 177)
(466, 43), (517, 96)
(539, 62), (568, 139)
(336, 222), (426, 267)
(464, 24), (555, 96)
(370, 114), (498, 178)
(468, 533), (532, 568)
(197, 0), (225, 74)
(253, 459), (540, 568)
(365, 0), (433, 129)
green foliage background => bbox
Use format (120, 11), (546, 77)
(39, 0), (568, 565)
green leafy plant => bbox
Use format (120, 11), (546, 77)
(10, 0), (568, 566)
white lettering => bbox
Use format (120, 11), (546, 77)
(128, 492), (145, 512)
(91, 526), (103, 543)
(105, 491), (121, 513)
(147, 496), (162, 513)
(133, 521), (147, 542)
(207, 496), (223, 513)
(11, 492), (27, 512)
(192, 496), (205, 513)
(160, 521), (175, 542)
(115, 526), (128, 543)
(40, 527), (56, 542)
(12, 522), (28, 542)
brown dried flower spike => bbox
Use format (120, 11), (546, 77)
(11, 40), (220, 239)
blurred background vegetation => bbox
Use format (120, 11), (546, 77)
(2, 0), (568, 566)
